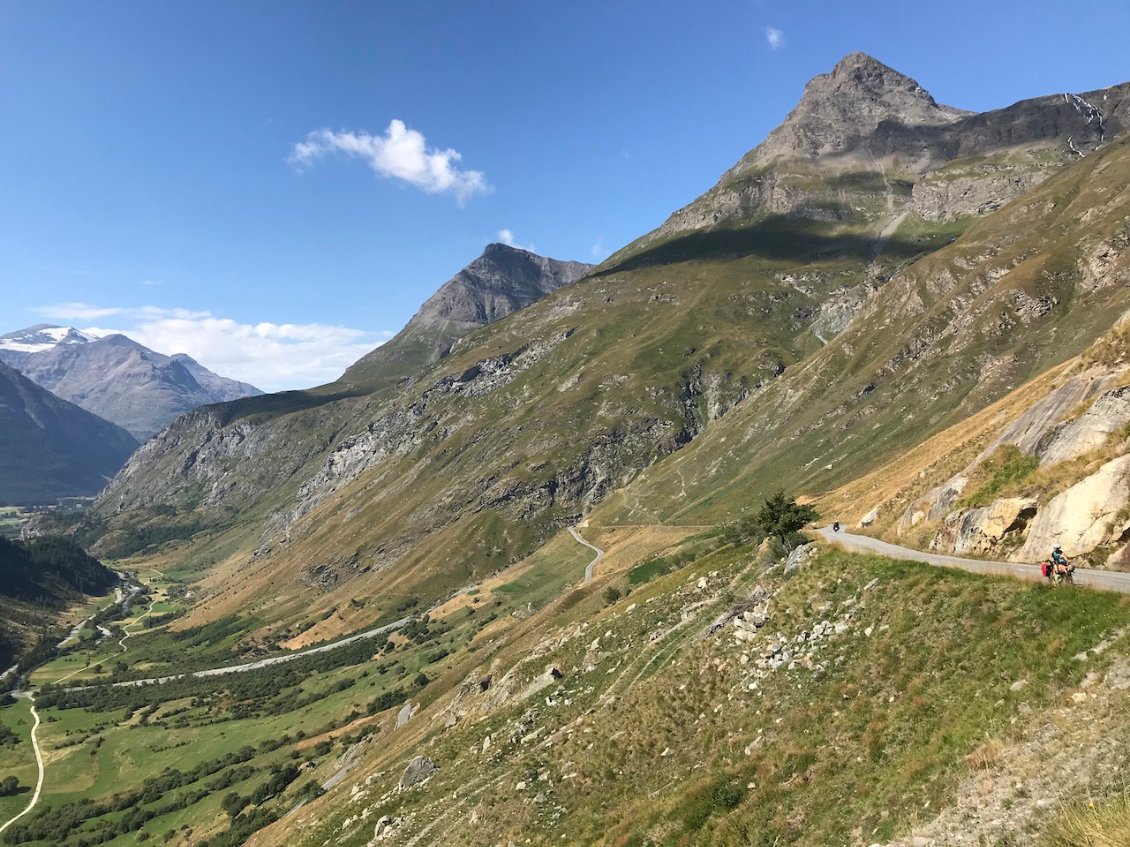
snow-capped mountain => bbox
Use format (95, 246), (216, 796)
(0, 324), (99, 354)
(0, 325), (263, 440)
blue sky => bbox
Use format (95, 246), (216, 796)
(2, 1), (1128, 391)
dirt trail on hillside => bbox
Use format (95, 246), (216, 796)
(0, 693), (44, 837)
(817, 527), (1130, 593)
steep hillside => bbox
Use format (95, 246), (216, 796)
(245, 546), (1130, 847)
(599, 135), (1130, 530)
(0, 362), (138, 505)
(77, 244), (591, 561)
(0, 330), (263, 440)
(0, 535), (117, 668)
(86, 56), (1130, 643)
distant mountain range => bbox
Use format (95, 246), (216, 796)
(0, 361), (138, 504)
(0, 325), (263, 440)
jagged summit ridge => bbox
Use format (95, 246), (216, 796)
(743, 52), (968, 167)
(343, 243), (591, 383)
(623, 53), (1130, 252)
(411, 243), (592, 333)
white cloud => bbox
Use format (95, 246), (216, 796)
(497, 229), (535, 252)
(290, 119), (490, 204)
(765, 26), (785, 51)
(590, 237), (607, 260)
(36, 302), (126, 321)
(34, 303), (386, 392)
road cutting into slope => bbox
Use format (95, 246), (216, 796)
(568, 525), (605, 583)
(816, 527), (1130, 594)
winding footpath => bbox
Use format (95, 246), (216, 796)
(119, 599), (157, 653)
(817, 527), (1130, 594)
(0, 693), (44, 837)
(568, 525), (605, 583)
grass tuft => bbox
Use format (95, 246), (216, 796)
(1040, 794), (1130, 847)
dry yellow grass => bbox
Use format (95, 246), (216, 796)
(815, 361), (1074, 530)
(1040, 795), (1130, 847)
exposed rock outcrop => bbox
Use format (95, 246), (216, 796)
(1013, 454), (1130, 560)
(398, 756), (437, 790)
(931, 497), (1037, 555)
(1037, 385), (1130, 466)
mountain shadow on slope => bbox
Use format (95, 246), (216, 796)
(597, 216), (953, 277)
(0, 362), (139, 505)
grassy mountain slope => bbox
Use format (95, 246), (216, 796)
(72, 59), (1130, 657)
(247, 543), (1130, 847)
(0, 362), (139, 505)
(597, 137), (1130, 528)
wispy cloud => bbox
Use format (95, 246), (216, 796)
(290, 120), (490, 204)
(34, 303), (385, 392)
(497, 229), (535, 252)
(765, 26), (785, 51)
(140, 279), (165, 287)
(590, 237), (607, 260)
(36, 302), (128, 321)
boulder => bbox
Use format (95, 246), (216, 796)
(932, 497), (1037, 555)
(784, 542), (818, 574)
(1012, 454), (1130, 560)
(372, 815), (398, 840)
(396, 701), (415, 729)
(399, 755), (437, 790)
(895, 476), (967, 535)
(977, 372), (1114, 460)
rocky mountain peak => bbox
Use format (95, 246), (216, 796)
(736, 52), (968, 169)
(0, 323), (98, 354)
(341, 244), (591, 384)
(411, 244), (592, 333)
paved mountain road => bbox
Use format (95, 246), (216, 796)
(568, 526), (605, 583)
(817, 527), (1130, 594)
(100, 615), (413, 689)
